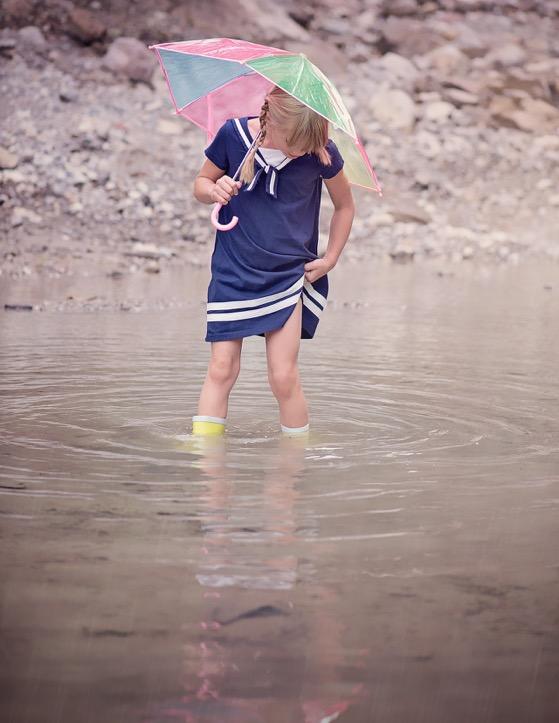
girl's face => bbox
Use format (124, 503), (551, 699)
(266, 122), (308, 158)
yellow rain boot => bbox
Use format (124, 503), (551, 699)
(192, 415), (226, 436)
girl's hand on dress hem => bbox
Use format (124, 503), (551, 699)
(304, 257), (335, 283)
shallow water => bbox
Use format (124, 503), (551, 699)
(1, 261), (558, 723)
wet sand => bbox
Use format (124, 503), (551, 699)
(1, 259), (558, 722)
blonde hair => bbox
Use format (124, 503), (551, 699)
(238, 86), (332, 185)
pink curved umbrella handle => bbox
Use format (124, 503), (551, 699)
(211, 202), (238, 231)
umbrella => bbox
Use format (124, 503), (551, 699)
(149, 37), (382, 231)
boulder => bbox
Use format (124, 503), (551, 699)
(422, 100), (454, 123)
(423, 44), (470, 75)
(102, 37), (158, 84)
(484, 43), (527, 69)
(370, 88), (417, 131)
(490, 95), (559, 132)
(379, 17), (447, 57)
(2, 0), (34, 23)
(380, 52), (419, 84)
(67, 7), (106, 44)
(453, 23), (489, 58)
(502, 68), (552, 102)
(18, 26), (47, 51)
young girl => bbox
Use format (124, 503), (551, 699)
(191, 86), (355, 437)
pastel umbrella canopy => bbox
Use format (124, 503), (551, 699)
(149, 37), (382, 228)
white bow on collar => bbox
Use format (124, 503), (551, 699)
(233, 118), (293, 199)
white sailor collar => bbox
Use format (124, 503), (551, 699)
(233, 116), (294, 199)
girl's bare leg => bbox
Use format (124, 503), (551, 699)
(197, 339), (243, 418)
(265, 297), (309, 428)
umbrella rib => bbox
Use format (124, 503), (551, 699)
(292, 54), (306, 97)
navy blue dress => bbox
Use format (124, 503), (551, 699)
(203, 115), (344, 343)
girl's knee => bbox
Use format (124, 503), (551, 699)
(208, 355), (240, 387)
(268, 364), (300, 398)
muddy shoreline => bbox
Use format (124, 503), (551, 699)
(0, 255), (555, 315)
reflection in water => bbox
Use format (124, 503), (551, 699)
(147, 434), (364, 722)
(0, 262), (558, 722)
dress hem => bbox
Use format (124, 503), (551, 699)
(205, 295), (315, 342)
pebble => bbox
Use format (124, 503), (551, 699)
(0, 147), (19, 169)
(4, 304), (34, 311)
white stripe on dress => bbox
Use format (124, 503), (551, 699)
(207, 275), (304, 311)
(207, 290), (300, 322)
(275, 157), (292, 169)
(303, 280), (327, 309)
(302, 294), (324, 319)
(234, 119), (266, 169)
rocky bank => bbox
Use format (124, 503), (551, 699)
(1, 0), (558, 295)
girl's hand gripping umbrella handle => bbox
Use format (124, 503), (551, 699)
(209, 130), (260, 231)
(211, 202), (239, 231)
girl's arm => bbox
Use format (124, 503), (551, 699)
(194, 158), (241, 205)
(304, 170), (355, 283)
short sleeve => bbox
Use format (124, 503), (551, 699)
(319, 138), (344, 179)
(204, 120), (230, 173)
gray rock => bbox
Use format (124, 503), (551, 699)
(381, 0), (417, 16)
(379, 17), (448, 57)
(388, 204), (431, 224)
(389, 244), (415, 262)
(423, 44), (470, 75)
(18, 26), (47, 51)
(490, 95), (559, 132)
(0, 147), (19, 169)
(0, 38), (16, 52)
(414, 130), (442, 159)
(59, 89), (78, 103)
(316, 17), (349, 36)
(67, 7), (106, 45)
(3, 0), (33, 22)
(443, 88), (479, 106)
(4, 303), (34, 311)
(380, 52), (419, 84)
(370, 88), (416, 131)
(124, 242), (175, 260)
(11, 207), (42, 226)
(498, 246), (510, 260)
(454, 23), (489, 59)
(102, 37), (158, 84)
(485, 43), (527, 69)
(422, 100), (454, 123)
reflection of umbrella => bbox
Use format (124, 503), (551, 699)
(149, 37), (382, 230)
